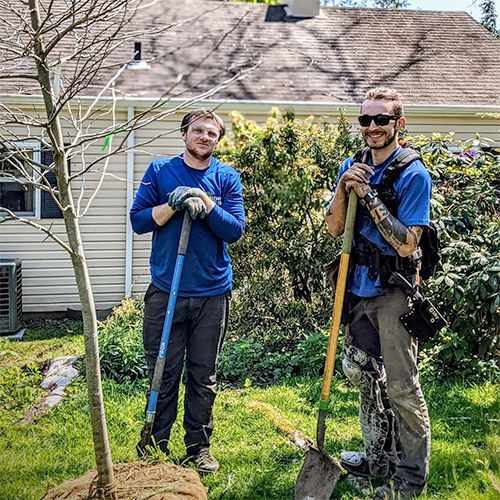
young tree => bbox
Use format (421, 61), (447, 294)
(480, 0), (497, 34)
(371, 0), (409, 7)
(0, 0), (258, 497)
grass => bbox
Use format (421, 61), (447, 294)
(0, 319), (84, 371)
(0, 321), (498, 499)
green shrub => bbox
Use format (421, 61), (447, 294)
(99, 113), (499, 386)
(216, 109), (362, 383)
(218, 330), (328, 384)
(98, 298), (146, 381)
(0, 364), (43, 427)
(415, 138), (500, 380)
(217, 113), (499, 384)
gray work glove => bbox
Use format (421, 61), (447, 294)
(167, 186), (191, 210)
(181, 196), (207, 219)
(168, 187), (206, 210)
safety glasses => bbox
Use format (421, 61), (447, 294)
(357, 114), (400, 127)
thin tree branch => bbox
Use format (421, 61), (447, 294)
(0, 207), (73, 254)
(0, 74), (39, 80)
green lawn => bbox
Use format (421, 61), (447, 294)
(0, 322), (498, 499)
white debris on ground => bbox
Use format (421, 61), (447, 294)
(21, 356), (80, 424)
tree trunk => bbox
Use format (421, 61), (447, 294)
(66, 217), (117, 499)
(28, 0), (117, 497)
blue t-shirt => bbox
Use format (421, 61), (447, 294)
(130, 155), (245, 297)
(336, 147), (431, 298)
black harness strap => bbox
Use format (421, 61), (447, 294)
(352, 146), (423, 283)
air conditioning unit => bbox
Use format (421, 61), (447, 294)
(0, 259), (23, 335)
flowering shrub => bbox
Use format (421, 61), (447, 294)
(416, 136), (499, 379)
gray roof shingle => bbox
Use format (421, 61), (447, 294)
(2, 1), (499, 106)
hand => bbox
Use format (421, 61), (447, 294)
(168, 187), (206, 210)
(342, 162), (374, 197)
(181, 196), (207, 219)
(168, 186), (191, 210)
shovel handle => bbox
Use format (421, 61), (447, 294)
(319, 190), (358, 407)
(143, 211), (192, 440)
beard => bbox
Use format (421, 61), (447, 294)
(363, 125), (397, 150)
(186, 142), (213, 161)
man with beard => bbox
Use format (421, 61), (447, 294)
(325, 88), (431, 499)
(130, 109), (245, 473)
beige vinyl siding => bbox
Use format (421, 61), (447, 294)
(0, 107), (129, 313)
(2, 98), (499, 314)
(401, 115), (499, 142)
(130, 111), (186, 298)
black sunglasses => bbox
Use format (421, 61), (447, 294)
(358, 114), (400, 127)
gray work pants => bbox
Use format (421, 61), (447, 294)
(346, 288), (431, 488)
(142, 283), (230, 455)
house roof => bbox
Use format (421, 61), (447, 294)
(2, 1), (500, 106)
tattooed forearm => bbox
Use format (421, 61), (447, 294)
(408, 226), (423, 247)
(377, 215), (410, 250)
(361, 190), (414, 252)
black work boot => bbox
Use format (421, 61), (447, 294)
(340, 451), (396, 479)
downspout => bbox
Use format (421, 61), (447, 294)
(125, 105), (135, 296)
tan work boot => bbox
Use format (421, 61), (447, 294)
(188, 447), (219, 474)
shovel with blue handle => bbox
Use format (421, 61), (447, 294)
(139, 210), (192, 453)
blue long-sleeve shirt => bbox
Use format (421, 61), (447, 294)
(130, 155), (246, 296)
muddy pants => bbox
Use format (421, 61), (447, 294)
(343, 288), (430, 488)
(142, 283), (230, 455)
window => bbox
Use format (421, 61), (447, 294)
(0, 142), (68, 219)
(0, 142), (40, 217)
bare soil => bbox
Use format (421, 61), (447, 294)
(43, 461), (207, 499)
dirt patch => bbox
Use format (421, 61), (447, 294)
(43, 461), (207, 499)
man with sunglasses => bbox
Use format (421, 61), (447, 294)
(325, 88), (432, 499)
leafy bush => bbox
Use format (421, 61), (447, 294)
(98, 298), (146, 381)
(0, 364), (42, 427)
(216, 109), (362, 383)
(100, 113), (499, 386)
(216, 113), (499, 384)
(218, 330), (328, 384)
(415, 138), (500, 379)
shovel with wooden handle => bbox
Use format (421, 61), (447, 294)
(295, 189), (358, 500)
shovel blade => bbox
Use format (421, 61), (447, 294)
(295, 446), (343, 500)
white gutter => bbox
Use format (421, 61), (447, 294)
(4, 94), (500, 117)
(125, 105), (135, 297)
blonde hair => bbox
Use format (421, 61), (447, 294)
(364, 87), (404, 116)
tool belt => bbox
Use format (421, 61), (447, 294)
(351, 248), (417, 284)
(400, 297), (447, 342)
(389, 272), (448, 342)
